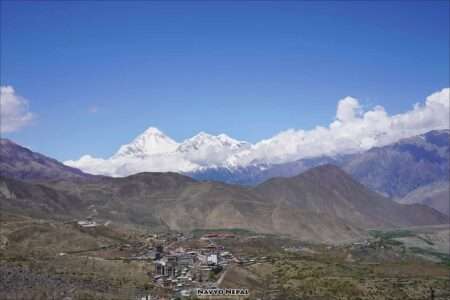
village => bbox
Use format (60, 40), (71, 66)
(64, 217), (450, 300)
(1, 214), (449, 300)
(148, 231), (238, 298)
(75, 218), (254, 299)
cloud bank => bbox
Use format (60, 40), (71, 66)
(65, 88), (449, 176)
(236, 87), (450, 165)
(0, 86), (34, 133)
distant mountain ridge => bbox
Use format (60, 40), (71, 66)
(187, 156), (339, 186)
(64, 127), (251, 175)
(2, 130), (448, 217)
(0, 158), (446, 243)
(0, 138), (446, 242)
(190, 130), (450, 199)
(254, 165), (446, 229)
(65, 128), (449, 179)
(64, 85), (450, 178)
(0, 139), (94, 182)
(398, 181), (449, 215)
(342, 129), (449, 198)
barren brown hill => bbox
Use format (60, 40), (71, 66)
(254, 165), (447, 230)
(1, 163), (446, 243)
(398, 181), (450, 216)
(0, 176), (84, 220)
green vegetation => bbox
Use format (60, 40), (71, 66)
(410, 247), (450, 266)
(370, 229), (435, 246)
(191, 228), (257, 238)
(369, 229), (415, 239)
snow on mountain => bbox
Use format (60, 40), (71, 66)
(65, 127), (249, 176)
(112, 127), (179, 159)
(177, 132), (251, 167)
(65, 87), (449, 177)
(178, 132), (249, 153)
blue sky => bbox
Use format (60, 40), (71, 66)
(1, 1), (449, 161)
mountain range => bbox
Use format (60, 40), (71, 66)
(62, 85), (450, 177)
(2, 129), (449, 216)
(63, 126), (449, 198)
(189, 130), (450, 214)
(64, 127), (252, 176)
(0, 163), (446, 243)
(0, 129), (448, 242)
(63, 90), (450, 179)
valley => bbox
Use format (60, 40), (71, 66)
(1, 213), (449, 300)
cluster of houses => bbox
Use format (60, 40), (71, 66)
(150, 234), (238, 297)
(72, 223), (241, 298)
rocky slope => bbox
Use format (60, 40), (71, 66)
(397, 181), (449, 216)
(191, 130), (449, 201)
(0, 139), (94, 182)
(0, 176), (85, 219)
(1, 165), (446, 243)
(254, 165), (446, 229)
(61, 127), (449, 216)
(342, 129), (449, 198)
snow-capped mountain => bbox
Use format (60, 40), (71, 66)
(65, 127), (252, 176)
(177, 132), (251, 167)
(178, 132), (249, 153)
(65, 87), (449, 177)
(112, 127), (179, 159)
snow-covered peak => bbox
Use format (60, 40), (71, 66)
(175, 132), (251, 167)
(177, 132), (250, 153)
(65, 87), (450, 177)
(217, 133), (246, 147)
(112, 127), (179, 159)
(143, 126), (164, 135)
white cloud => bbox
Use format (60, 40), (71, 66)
(336, 96), (361, 122)
(64, 155), (112, 176)
(65, 153), (197, 177)
(65, 87), (450, 176)
(233, 87), (450, 165)
(0, 86), (35, 133)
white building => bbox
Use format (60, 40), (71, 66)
(207, 254), (218, 265)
